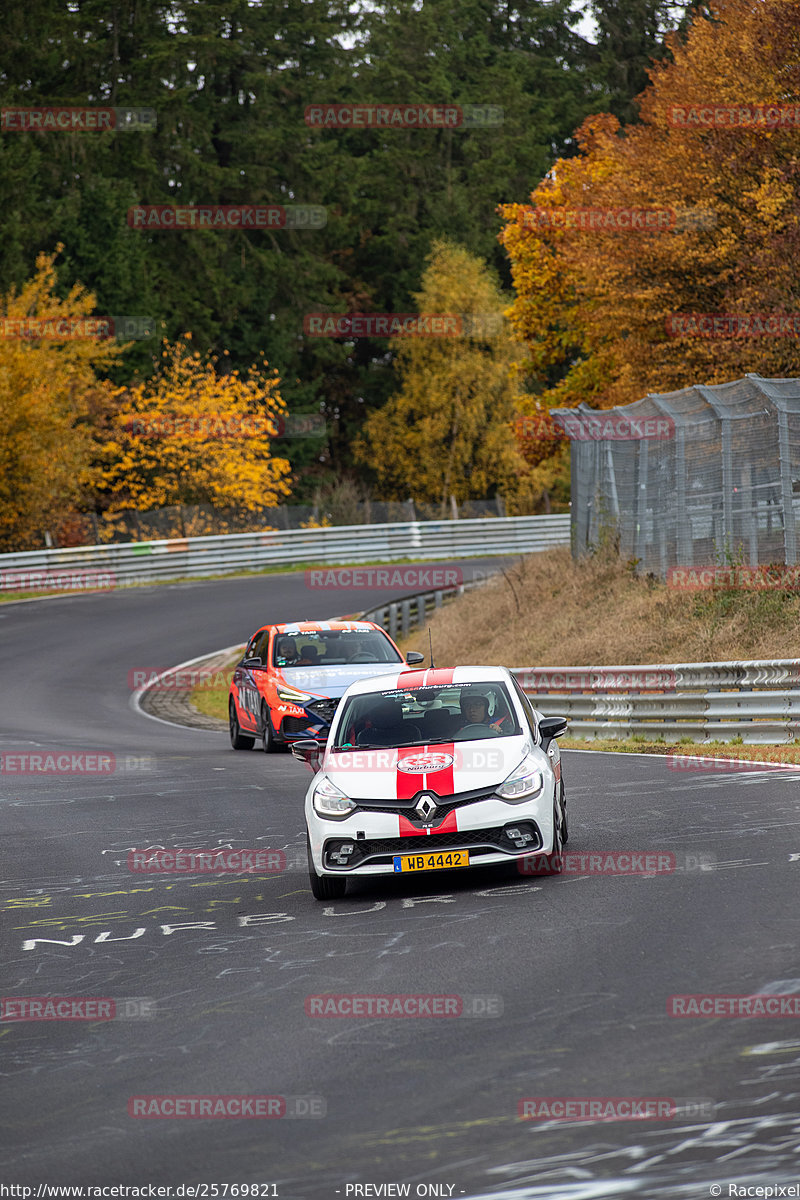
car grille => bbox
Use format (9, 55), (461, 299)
(307, 697), (338, 723)
(283, 716), (312, 735)
(323, 823), (542, 869)
(353, 784), (500, 816)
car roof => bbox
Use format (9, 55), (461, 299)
(257, 620), (383, 635)
(343, 665), (514, 698)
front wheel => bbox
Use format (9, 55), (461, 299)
(307, 835), (347, 900)
(229, 699), (255, 750)
(261, 702), (280, 753)
(542, 795), (564, 874)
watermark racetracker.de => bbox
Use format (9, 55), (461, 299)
(304, 103), (503, 128)
(121, 412), (325, 439)
(514, 667), (678, 690)
(128, 1095), (326, 1118)
(519, 206), (716, 233)
(514, 412), (674, 442)
(0, 569), (116, 593)
(668, 102), (800, 128)
(519, 1097), (671, 1121)
(1, 106), (156, 131)
(305, 993), (502, 1017)
(518, 850), (716, 875)
(303, 313), (503, 338)
(127, 204), (326, 230)
(1, 996), (156, 1020)
(127, 848), (286, 874)
(666, 565), (800, 590)
(304, 565), (484, 589)
(0, 751), (154, 775)
(668, 994), (800, 1017)
(0, 316), (155, 340)
(666, 313), (800, 338)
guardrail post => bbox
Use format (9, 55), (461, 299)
(778, 408), (797, 565)
(401, 599), (411, 639)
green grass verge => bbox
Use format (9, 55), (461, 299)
(188, 650), (243, 723)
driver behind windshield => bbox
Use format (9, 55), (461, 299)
(459, 693), (491, 729)
(276, 636), (298, 665)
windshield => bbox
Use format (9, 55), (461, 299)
(332, 681), (521, 750)
(273, 629), (402, 668)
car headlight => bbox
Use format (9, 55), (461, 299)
(312, 777), (357, 819)
(497, 758), (544, 803)
(277, 685), (313, 704)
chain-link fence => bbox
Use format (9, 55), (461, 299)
(553, 374), (800, 575)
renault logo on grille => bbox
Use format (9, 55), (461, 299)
(415, 795), (438, 821)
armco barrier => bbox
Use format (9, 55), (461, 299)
(0, 515), (570, 591)
(514, 660), (800, 744)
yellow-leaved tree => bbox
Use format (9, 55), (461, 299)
(0, 248), (122, 550)
(354, 240), (534, 513)
(93, 336), (292, 514)
(500, 0), (800, 476)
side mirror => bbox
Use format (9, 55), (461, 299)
(405, 651), (425, 665)
(241, 656), (264, 669)
(290, 738), (325, 772)
(539, 716), (568, 750)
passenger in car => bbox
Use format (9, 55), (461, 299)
(356, 699), (422, 747)
(297, 644), (320, 666)
(422, 708), (457, 740)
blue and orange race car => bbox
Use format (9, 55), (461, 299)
(228, 620), (424, 751)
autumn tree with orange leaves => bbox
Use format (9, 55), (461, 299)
(500, 0), (800, 475)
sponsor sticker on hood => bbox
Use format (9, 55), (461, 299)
(397, 752), (455, 774)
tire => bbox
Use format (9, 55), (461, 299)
(544, 795), (564, 874)
(261, 702), (280, 753)
(307, 835), (347, 901)
(229, 698), (255, 750)
(560, 780), (569, 844)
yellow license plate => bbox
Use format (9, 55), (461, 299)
(393, 850), (470, 873)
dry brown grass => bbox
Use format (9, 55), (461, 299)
(401, 547), (800, 667)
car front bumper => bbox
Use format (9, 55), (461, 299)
(305, 789), (557, 877)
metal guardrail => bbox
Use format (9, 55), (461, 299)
(513, 660), (800, 744)
(0, 514), (570, 590)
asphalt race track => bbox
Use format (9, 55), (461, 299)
(2, 562), (800, 1198)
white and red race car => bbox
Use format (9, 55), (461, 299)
(292, 666), (568, 900)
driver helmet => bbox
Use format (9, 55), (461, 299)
(461, 692), (490, 722)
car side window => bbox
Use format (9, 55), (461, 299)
(253, 631), (270, 663)
(510, 676), (538, 740)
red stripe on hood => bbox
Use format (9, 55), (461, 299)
(398, 809), (458, 837)
(396, 743), (456, 799)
